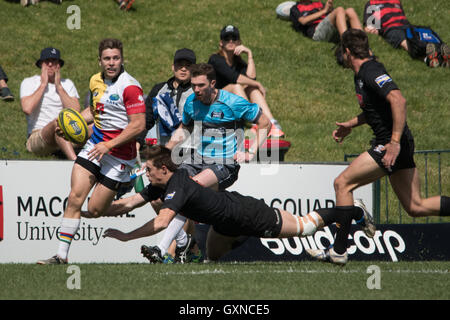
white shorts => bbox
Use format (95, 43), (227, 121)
(77, 140), (136, 184)
(312, 16), (339, 42)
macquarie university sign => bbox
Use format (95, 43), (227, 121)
(0, 160), (160, 263)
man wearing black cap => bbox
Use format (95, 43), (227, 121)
(140, 48), (196, 147)
(20, 47), (80, 160)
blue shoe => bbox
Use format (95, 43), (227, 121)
(163, 254), (175, 264)
(187, 251), (204, 263)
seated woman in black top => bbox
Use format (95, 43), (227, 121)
(208, 25), (284, 138)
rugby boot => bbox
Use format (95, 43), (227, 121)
(175, 234), (195, 264)
(163, 254), (175, 264)
(306, 247), (348, 266)
(37, 255), (67, 265)
(187, 250), (204, 263)
(141, 245), (164, 263)
(354, 198), (376, 238)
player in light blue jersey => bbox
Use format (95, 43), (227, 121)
(139, 63), (271, 263)
(182, 76), (262, 161)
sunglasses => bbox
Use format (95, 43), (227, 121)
(222, 35), (239, 42)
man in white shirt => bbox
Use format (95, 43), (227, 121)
(20, 47), (80, 160)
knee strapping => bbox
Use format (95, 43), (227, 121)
(296, 212), (320, 236)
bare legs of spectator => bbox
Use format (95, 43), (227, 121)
(42, 119), (77, 160)
(328, 7), (363, 36)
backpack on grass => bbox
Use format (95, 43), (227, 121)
(406, 25), (442, 59)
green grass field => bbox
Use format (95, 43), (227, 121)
(1, 0), (449, 304)
(0, 0), (449, 162)
(0, 261), (449, 300)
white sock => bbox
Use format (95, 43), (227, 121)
(175, 228), (188, 248)
(57, 218), (80, 261)
(157, 214), (187, 256)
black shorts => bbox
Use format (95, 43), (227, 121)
(179, 162), (240, 191)
(383, 27), (407, 49)
(213, 193), (283, 238)
(367, 138), (416, 175)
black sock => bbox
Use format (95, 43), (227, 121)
(316, 207), (364, 225)
(315, 208), (338, 226)
(440, 196), (450, 216)
(333, 206), (354, 255)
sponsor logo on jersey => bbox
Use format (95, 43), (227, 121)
(357, 79), (364, 89)
(165, 191), (176, 200)
(109, 94), (120, 101)
(211, 111), (224, 119)
(375, 74), (392, 88)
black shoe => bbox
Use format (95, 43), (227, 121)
(175, 234), (195, 264)
(334, 43), (344, 67)
(141, 245), (164, 263)
(0, 87), (14, 102)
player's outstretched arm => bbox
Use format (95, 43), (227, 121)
(103, 208), (176, 241)
(82, 193), (147, 218)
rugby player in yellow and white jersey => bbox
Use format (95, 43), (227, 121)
(38, 38), (146, 264)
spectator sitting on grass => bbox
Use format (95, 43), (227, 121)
(363, 0), (449, 68)
(208, 25), (285, 138)
(20, 47), (80, 160)
(290, 0), (364, 43)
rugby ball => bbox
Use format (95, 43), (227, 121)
(57, 108), (88, 144)
(276, 1), (296, 20)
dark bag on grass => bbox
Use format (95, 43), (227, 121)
(406, 25), (442, 59)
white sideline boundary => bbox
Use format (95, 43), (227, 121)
(154, 268), (450, 276)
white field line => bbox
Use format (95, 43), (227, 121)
(154, 267), (450, 276)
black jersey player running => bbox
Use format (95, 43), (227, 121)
(307, 29), (450, 265)
(102, 145), (374, 262)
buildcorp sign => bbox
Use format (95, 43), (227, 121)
(195, 223), (450, 262)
